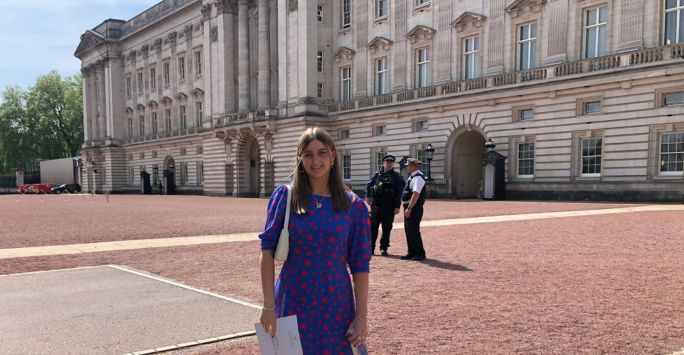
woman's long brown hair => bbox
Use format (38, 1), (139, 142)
(291, 127), (350, 214)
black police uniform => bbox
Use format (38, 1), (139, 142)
(401, 170), (426, 260)
(365, 156), (405, 255)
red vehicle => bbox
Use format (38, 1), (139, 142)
(19, 183), (53, 194)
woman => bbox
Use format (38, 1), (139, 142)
(259, 127), (371, 354)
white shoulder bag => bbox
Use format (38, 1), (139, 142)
(273, 185), (291, 263)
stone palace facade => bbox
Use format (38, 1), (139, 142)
(75, 0), (684, 201)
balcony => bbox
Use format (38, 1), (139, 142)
(124, 127), (207, 145)
(324, 44), (684, 114)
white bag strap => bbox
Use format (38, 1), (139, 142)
(283, 184), (292, 229)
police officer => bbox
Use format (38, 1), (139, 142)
(401, 158), (427, 261)
(364, 155), (405, 256)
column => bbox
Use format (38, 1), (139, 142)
(257, 0), (271, 109)
(486, 0), (505, 74)
(96, 61), (107, 139)
(238, 0), (250, 111)
(81, 68), (91, 143)
(392, 0), (407, 91)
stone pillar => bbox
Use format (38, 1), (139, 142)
(238, 0), (250, 111)
(81, 67), (91, 143)
(96, 61), (107, 139)
(618, 0), (644, 51)
(434, 0), (452, 83)
(257, 0), (271, 109)
(486, 0), (505, 74)
(545, 0), (568, 64)
(392, 0), (407, 91)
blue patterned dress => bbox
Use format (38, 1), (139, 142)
(259, 185), (371, 354)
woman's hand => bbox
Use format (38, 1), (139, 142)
(346, 315), (368, 347)
(260, 308), (277, 337)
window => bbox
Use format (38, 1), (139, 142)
(584, 101), (602, 114)
(165, 108), (172, 132)
(317, 83), (323, 97)
(163, 62), (170, 85)
(416, 48), (430, 88)
(375, 125), (386, 136)
(518, 143), (535, 177)
(416, 0), (430, 6)
(665, 0), (684, 45)
(416, 120), (428, 131)
(417, 149), (429, 177)
(151, 111), (158, 134)
(126, 76), (132, 98)
(128, 167), (135, 185)
(317, 51), (323, 72)
(180, 162), (188, 186)
(518, 22), (537, 70)
(375, 0), (387, 18)
(180, 105), (187, 129)
(375, 57), (388, 95)
(343, 154), (351, 179)
(463, 36), (480, 79)
(127, 115), (133, 137)
(152, 164), (159, 185)
(519, 108), (534, 121)
(197, 161), (204, 186)
(585, 6), (607, 58)
(341, 66), (352, 101)
(178, 56), (186, 81)
(581, 138), (602, 175)
(149, 67), (156, 91)
(664, 91), (684, 106)
(376, 151), (386, 171)
(340, 129), (350, 140)
(195, 102), (203, 127)
(317, 4), (323, 21)
(137, 72), (144, 95)
(194, 50), (202, 75)
(138, 114), (145, 136)
(660, 132), (684, 173)
(342, 0), (351, 29)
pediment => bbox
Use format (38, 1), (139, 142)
(191, 88), (205, 98)
(161, 96), (173, 104)
(74, 30), (105, 58)
(125, 107), (133, 114)
(406, 25), (435, 44)
(176, 92), (188, 101)
(368, 37), (393, 54)
(334, 47), (356, 63)
(136, 104), (145, 111)
(148, 100), (158, 107)
(505, 0), (547, 17)
(451, 12), (487, 32)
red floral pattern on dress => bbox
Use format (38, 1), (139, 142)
(259, 185), (371, 354)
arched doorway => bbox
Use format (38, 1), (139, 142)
(451, 130), (486, 198)
(163, 155), (176, 194)
(246, 137), (261, 197)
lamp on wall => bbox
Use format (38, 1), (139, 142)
(425, 143), (434, 181)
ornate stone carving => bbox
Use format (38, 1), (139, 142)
(167, 32), (177, 44)
(451, 12), (487, 33)
(191, 88), (205, 98)
(406, 25), (436, 44)
(505, 0), (547, 18)
(334, 47), (356, 63)
(140, 44), (149, 57)
(184, 24), (193, 37)
(201, 4), (211, 20)
(368, 37), (393, 54)
(288, 0), (297, 12)
(153, 38), (162, 54)
(127, 50), (137, 63)
(210, 26), (218, 42)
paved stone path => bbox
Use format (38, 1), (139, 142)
(2, 204), (681, 260)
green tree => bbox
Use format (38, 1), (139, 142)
(0, 71), (83, 174)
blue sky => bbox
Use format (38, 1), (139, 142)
(0, 0), (159, 92)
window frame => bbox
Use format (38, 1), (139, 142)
(664, 0), (684, 45)
(164, 107), (172, 132)
(416, 47), (430, 88)
(137, 71), (144, 95)
(149, 66), (157, 92)
(194, 50), (202, 76)
(375, 56), (388, 95)
(343, 154), (352, 180)
(584, 5), (608, 59)
(580, 138), (603, 177)
(195, 101), (203, 128)
(317, 4), (323, 22)
(659, 132), (684, 175)
(463, 36), (480, 80)
(518, 22), (537, 70)
(340, 66), (352, 101)
(517, 142), (535, 178)
(180, 104), (187, 130)
(342, 0), (352, 29)
(317, 51), (323, 73)
(163, 61), (171, 86)
(138, 113), (145, 136)
(178, 55), (186, 81)
(151, 111), (158, 135)
(375, 0), (388, 19)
